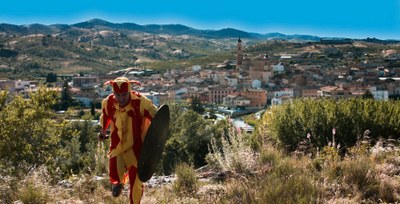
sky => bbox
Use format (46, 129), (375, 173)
(1, 0), (400, 40)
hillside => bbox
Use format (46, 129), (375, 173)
(1, 84), (400, 203)
(0, 21), (240, 78)
(0, 18), (321, 40)
(1, 18), (400, 79)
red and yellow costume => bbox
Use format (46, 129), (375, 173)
(100, 77), (157, 204)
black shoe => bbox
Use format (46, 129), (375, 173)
(112, 184), (123, 197)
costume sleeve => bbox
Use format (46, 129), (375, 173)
(100, 97), (111, 131)
(140, 96), (158, 141)
(141, 96), (158, 119)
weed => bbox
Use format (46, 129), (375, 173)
(319, 146), (342, 181)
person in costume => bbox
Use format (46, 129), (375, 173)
(99, 77), (157, 204)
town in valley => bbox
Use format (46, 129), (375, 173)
(1, 20), (400, 132)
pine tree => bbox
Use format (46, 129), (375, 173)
(190, 97), (205, 114)
(59, 81), (74, 110)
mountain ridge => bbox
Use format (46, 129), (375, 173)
(1, 18), (322, 41)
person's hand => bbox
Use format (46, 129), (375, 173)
(98, 129), (108, 141)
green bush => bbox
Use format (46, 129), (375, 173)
(160, 103), (224, 175)
(318, 146), (342, 181)
(0, 87), (63, 168)
(260, 98), (400, 151)
(162, 138), (189, 175)
(0, 87), (101, 178)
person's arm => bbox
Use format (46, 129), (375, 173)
(99, 97), (111, 140)
(142, 96), (157, 119)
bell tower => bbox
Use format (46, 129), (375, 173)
(236, 37), (243, 69)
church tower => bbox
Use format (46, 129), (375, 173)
(236, 37), (243, 69)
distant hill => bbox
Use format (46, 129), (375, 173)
(0, 18), (322, 41)
(1, 18), (399, 79)
(2, 18), (399, 43)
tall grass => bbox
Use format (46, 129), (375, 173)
(257, 157), (323, 204)
(1, 131), (399, 203)
(342, 156), (379, 200)
(223, 180), (255, 204)
(1, 98), (400, 203)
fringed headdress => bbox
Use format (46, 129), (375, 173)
(105, 77), (141, 93)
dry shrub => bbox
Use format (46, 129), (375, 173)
(18, 181), (49, 204)
(15, 166), (52, 204)
(382, 156), (400, 176)
(173, 163), (198, 197)
(379, 175), (400, 203)
(0, 175), (17, 204)
(63, 173), (132, 204)
(143, 184), (196, 204)
(197, 184), (225, 203)
(206, 127), (257, 175)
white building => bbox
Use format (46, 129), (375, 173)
(175, 88), (188, 100)
(273, 88), (294, 98)
(185, 76), (202, 83)
(223, 95), (251, 108)
(272, 62), (285, 73)
(371, 90), (389, 101)
(271, 97), (282, 106)
(369, 86), (389, 101)
(232, 118), (254, 133)
(96, 85), (113, 98)
(192, 65), (201, 72)
(144, 91), (169, 106)
(15, 80), (35, 91)
(224, 76), (238, 87)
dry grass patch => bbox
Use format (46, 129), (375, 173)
(341, 156), (379, 200)
(221, 179), (255, 204)
(379, 175), (400, 203)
